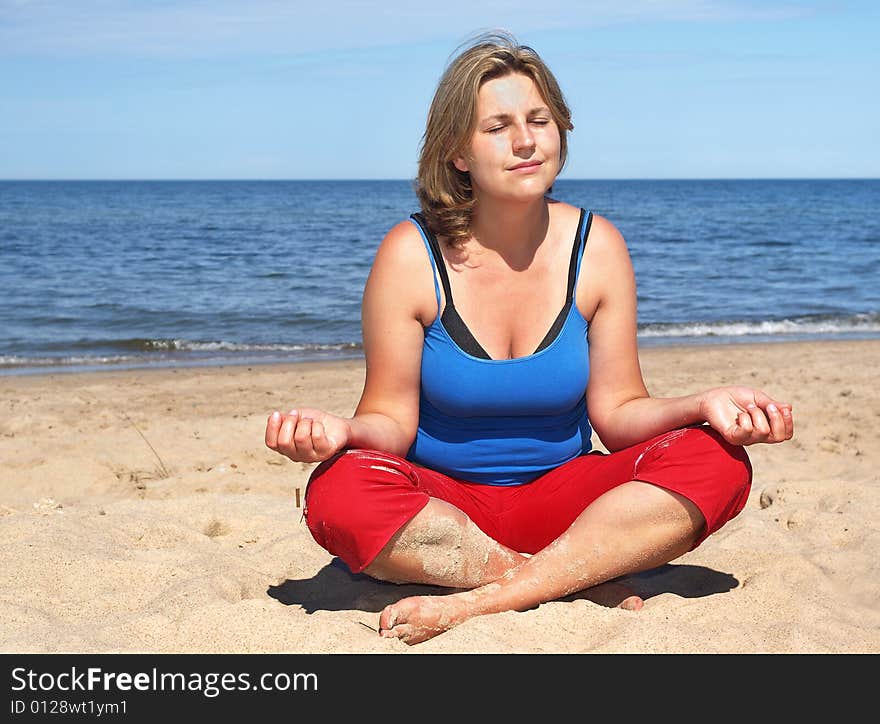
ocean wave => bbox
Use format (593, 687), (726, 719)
(3, 315), (879, 373)
(134, 338), (361, 353)
(0, 355), (139, 368)
(638, 313), (880, 338)
(0, 340), (363, 370)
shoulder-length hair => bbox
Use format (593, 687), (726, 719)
(415, 30), (573, 245)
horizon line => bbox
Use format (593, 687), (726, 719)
(1, 176), (878, 183)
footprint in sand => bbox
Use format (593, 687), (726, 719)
(203, 519), (230, 538)
(759, 486), (785, 509)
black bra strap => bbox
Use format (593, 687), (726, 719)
(411, 213), (454, 306)
(532, 208), (589, 353)
(411, 209), (591, 359)
(566, 208), (589, 302)
(411, 213), (492, 358)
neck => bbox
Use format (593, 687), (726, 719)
(468, 196), (550, 266)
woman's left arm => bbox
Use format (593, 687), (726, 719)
(580, 215), (794, 451)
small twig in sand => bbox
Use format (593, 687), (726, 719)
(356, 620), (379, 633)
(78, 390), (171, 481)
(121, 412), (170, 479)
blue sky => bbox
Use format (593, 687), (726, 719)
(1, 1), (877, 179)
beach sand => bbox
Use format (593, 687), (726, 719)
(1, 339), (878, 654)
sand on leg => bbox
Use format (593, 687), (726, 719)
(363, 497), (528, 588)
(377, 480), (703, 644)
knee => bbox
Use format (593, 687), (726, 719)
(681, 426), (753, 540)
(304, 449), (390, 527)
(696, 426), (753, 489)
(636, 426), (754, 545)
(302, 449), (421, 561)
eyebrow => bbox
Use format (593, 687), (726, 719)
(479, 107), (551, 124)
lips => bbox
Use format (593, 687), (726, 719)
(508, 160), (543, 171)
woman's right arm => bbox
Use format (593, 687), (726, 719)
(265, 220), (431, 462)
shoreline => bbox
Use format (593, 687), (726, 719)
(1, 337), (878, 653)
(2, 334), (878, 380)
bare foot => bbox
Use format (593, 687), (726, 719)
(577, 580), (645, 611)
(379, 580), (644, 646)
(378, 593), (474, 645)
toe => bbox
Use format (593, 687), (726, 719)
(380, 624), (411, 641)
(378, 605), (399, 631)
(619, 595), (644, 611)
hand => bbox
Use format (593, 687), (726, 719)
(698, 386), (793, 446)
(265, 407), (351, 463)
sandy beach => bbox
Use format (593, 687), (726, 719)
(1, 338), (878, 654)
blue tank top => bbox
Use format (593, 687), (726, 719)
(406, 209), (594, 486)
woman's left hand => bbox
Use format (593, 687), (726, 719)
(699, 386), (794, 446)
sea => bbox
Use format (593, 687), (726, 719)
(0, 179), (878, 375)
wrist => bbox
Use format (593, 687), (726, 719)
(343, 416), (362, 447)
(694, 390), (713, 424)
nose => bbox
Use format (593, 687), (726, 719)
(512, 122), (536, 156)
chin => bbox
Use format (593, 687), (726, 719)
(474, 174), (558, 203)
(508, 178), (555, 201)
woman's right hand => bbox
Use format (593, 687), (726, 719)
(265, 408), (351, 463)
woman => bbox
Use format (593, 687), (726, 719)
(265, 31), (793, 645)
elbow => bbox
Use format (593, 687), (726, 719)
(368, 414), (418, 459)
(587, 393), (650, 452)
(386, 416), (417, 457)
(591, 427), (627, 454)
(588, 414), (612, 450)
(350, 402), (418, 457)
(388, 431), (416, 459)
(588, 414), (632, 453)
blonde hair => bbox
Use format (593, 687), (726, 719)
(415, 30), (574, 245)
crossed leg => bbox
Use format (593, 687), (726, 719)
(367, 480), (704, 645)
(364, 497), (528, 588)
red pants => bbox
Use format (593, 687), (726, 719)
(303, 425), (752, 574)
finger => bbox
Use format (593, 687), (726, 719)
(724, 415), (748, 445)
(265, 410), (282, 449)
(747, 403), (771, 438)
(737, 410), (753, 435)
(277, 410), (300, 452)
(781, 403), (794, 439)
(750, 389), (774, 408)
(293, 417), (315, 459)
(310, 420), (335, 458)
(730, 410), (755, 444)
(765, 402), (787, 441)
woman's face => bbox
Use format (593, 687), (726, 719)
(454, 72), (561, 203)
